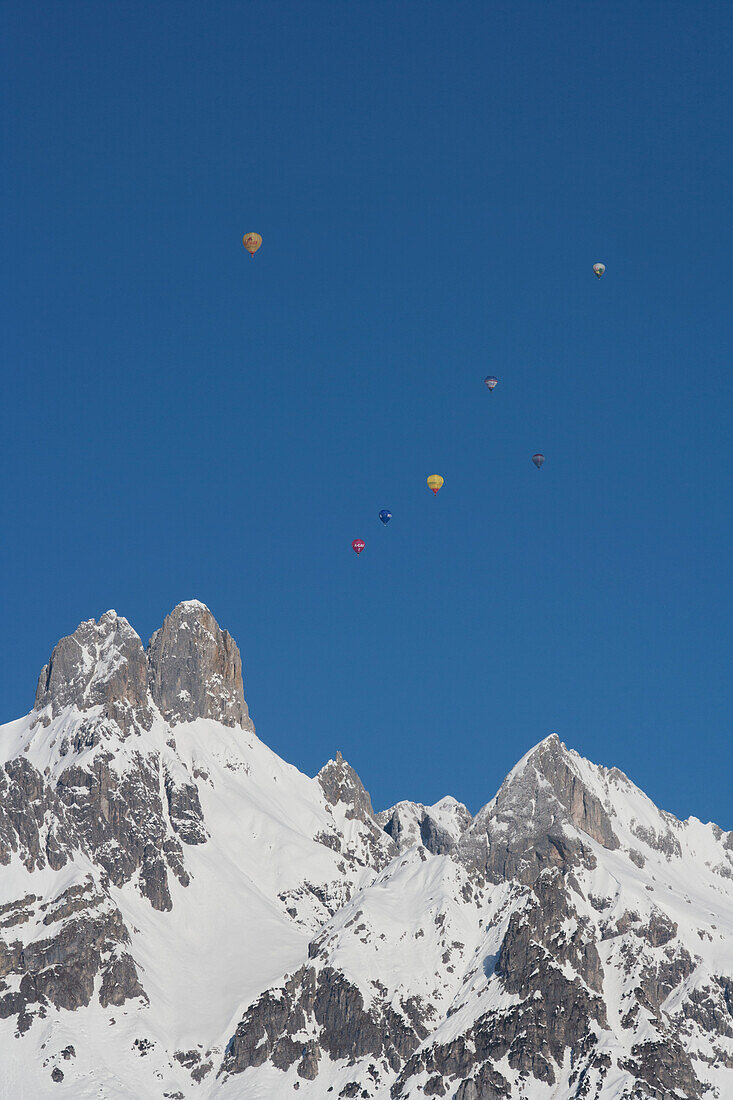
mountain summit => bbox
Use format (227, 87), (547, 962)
(34, 601), (253, 735)
(1, 604), (731, 1098)
(147, 600), (253, 730)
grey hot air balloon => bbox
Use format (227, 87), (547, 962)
(532, 453), (545, 469)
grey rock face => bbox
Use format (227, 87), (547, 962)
(629, 820), (683, 860)
(419, 815), (456, 855)
(164, 768), (207, 845)
(318, 751), (376, 823)
(223, 965), (427, 1080)
(147, 601), (253, 730)
(378, 798), (473, 856)
(34, 600), (253, 732)
(317, 752), (397, 873)
(619, 1038), (703, 1100)
(34, 611), (152, 734)
(56, 748), (187, 910)
(0, 758), (76, 872)
(8, 600), (256, 914)
(0, 878), (145, 1031)
(393, 869), (608, 1100)
(379, 804), (419, 849)
(459, 734), (620, 884)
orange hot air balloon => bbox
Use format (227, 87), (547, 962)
(427, 474), (444, 495)
(243, 233), (263, 257)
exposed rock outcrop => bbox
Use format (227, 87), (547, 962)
(147, 600), (254, 730)
(0, 878), (145, 1031)
(223, 965), (428, 1080)
(459, 733), (620, 884)
(379, 796), (473, 856)
(318, 751), (377, 823)
(33, 611), (152, 734)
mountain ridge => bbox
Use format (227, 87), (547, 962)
(1, 602), (731, 1098)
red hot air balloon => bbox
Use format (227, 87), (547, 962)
(352, 539), (365, 555)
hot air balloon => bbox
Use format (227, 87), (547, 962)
(379, 510), (392, 525)
(593, 262), (605, 279)
(352, 539), (365, 555)
(243, 233), (263, 257)
(532, 454), (545, 469)
(427, 475), (444, 495)
(484, 376), (499, 391)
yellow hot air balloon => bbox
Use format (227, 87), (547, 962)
(242, 232), (263, 257)
(427, 474), (444, 495)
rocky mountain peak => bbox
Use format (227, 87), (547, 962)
(459, 733), (620, 884)
(317, 751), (376, 823)
(378, 795), (474, 856)
(498, 733), (618, 844)
(31, 601), (254, 737)
(146, 600), (254, 730)
(33, 610), (149, 723)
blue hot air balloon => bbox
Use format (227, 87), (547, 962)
(379, 509), (392, 525)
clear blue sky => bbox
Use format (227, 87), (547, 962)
(2, 2), (732, 827)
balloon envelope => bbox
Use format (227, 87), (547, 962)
(427, 474), (444, 495)
(484, 376), (499, 391)
(593, 262), (605, 278)
(243, 232), (263, 256)
(532, 453), (545, 468)
(352, 539), (365, 555)
(379, 510), (392, 525)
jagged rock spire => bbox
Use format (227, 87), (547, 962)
(317, 751), (376, 823)
(34, 611), (149, 716)
(147, 600), (254, 730)
(33, 611), (152, 733)
(32, 600), (254, 733)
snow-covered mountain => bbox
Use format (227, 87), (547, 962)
(1, 603), (731, 1098)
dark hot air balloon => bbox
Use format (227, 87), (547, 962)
(532, 453), (545, 469)
(379, 510), (392, 525)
